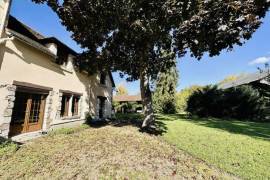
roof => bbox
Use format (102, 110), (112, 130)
(7, 16), (45, 41)
(7, 15), (78, 56)
(219, 70), (270, 89)
(39, 37), (77, 56)
(113, 95), (142, 102)
(6, 29), (57, 58)
(6, 15), (115, 86)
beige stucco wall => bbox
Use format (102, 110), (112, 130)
(0, 38), (113, 136)
(0, 0), (6, 24)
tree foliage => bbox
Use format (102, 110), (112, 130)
(153, 63), (178, 114)
(32, 0), (270, 127)
(32, 0), (270, 74)
(116, 85), (128, 96)
(187, 85), (267, 121)
(176, 85), (202, 113)
(218, 75), (239, 86)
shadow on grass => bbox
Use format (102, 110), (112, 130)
(89, 113), (168, 136)
(0, 136), (23, 146)
(163, 114), (270, 141)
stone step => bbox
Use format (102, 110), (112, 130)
(11, 131), (45, 143)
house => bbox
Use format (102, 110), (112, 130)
(113, 94), (143, 113)
(219, 69), (270, 119)
(0, 1), (115, 138)
(219, 70), (270, 89)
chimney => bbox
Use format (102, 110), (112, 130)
(0, 0), (12, 38)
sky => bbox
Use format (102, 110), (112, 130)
(11, 0), (270, 95)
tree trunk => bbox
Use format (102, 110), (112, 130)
(140, 73), (155, 128)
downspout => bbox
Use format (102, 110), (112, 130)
(0, 0), (12, 39)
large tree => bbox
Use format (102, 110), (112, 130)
(32, 0), (270, 127)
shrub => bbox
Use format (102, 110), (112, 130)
(85, 113), (93, 125)
(0, 138), (18, 158)
(153, 92), (177, 114)
(223, 86), (266, 120)
(176, 85), (202, 113)
(187, 86), (224, 118)
(186, 85), (267, 121)
(113, 101), (142, 113)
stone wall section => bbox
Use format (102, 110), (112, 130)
(0, 84), (16, 137)
(43, 90), (54, 131)
(55, 92), (63, 120)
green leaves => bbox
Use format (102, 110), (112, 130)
(187, 85), (267, 121)
(32, 0), (270, 80)
(153, 62), (179, 114)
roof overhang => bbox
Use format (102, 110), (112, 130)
(219, 71), (270, 89)
(6, 29), (57, 59)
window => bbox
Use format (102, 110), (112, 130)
(71, 96), (80, 116)
(60, 93), (81, 118)
(100, 73), (107, 85)
(61, 94), (71, 117)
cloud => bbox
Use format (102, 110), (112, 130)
(248, 56), (270, 65)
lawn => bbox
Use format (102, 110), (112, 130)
(159, 114), (270, 179)
(0, 124), (233, 179)
(1, 114), (269, 179)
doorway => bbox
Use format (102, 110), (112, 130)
(9, 91), (46, 136)
(97, 97), (106, 119)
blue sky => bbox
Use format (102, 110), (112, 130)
(11, 0), (270, 95)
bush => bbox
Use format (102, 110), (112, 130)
(85, 113), (94, 125)
(113, 101), (142, 113)
(187, 85), (267, 121)
(176, 85), (202, 113)
(0, 138), (18, 158)
(153, 93), (177, 114)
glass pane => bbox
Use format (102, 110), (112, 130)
(11, 92), (29, 124)
(61, 95), (70, 117)
(29, 94), (42, 123)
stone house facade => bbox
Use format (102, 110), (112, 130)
(0, 0), (115, 138)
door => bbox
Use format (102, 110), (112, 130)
(9, 91), (46, 136)
(97, 97), (105, 119)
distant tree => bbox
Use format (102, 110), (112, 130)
(116, 85), (128, 96)
(218, 74), (249, 86)
(33, 0), (270, 128)
(153, 61), (178, 114)
(176, 85), (202, 113)
(218, 75), (239, 86)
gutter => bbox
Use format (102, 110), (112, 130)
(6, 29), (57, 59)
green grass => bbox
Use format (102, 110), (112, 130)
(1, 113), (269, 179)
(0, 124), (233, 179)
(159, 114), (270, 179)
(48, 124), (89, 136)
(0, 138), (18, 159)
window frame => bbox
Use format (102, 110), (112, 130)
(71, 96), (80, 116)
(100, 72), (107, 86)
(60, 94), (71, 117)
